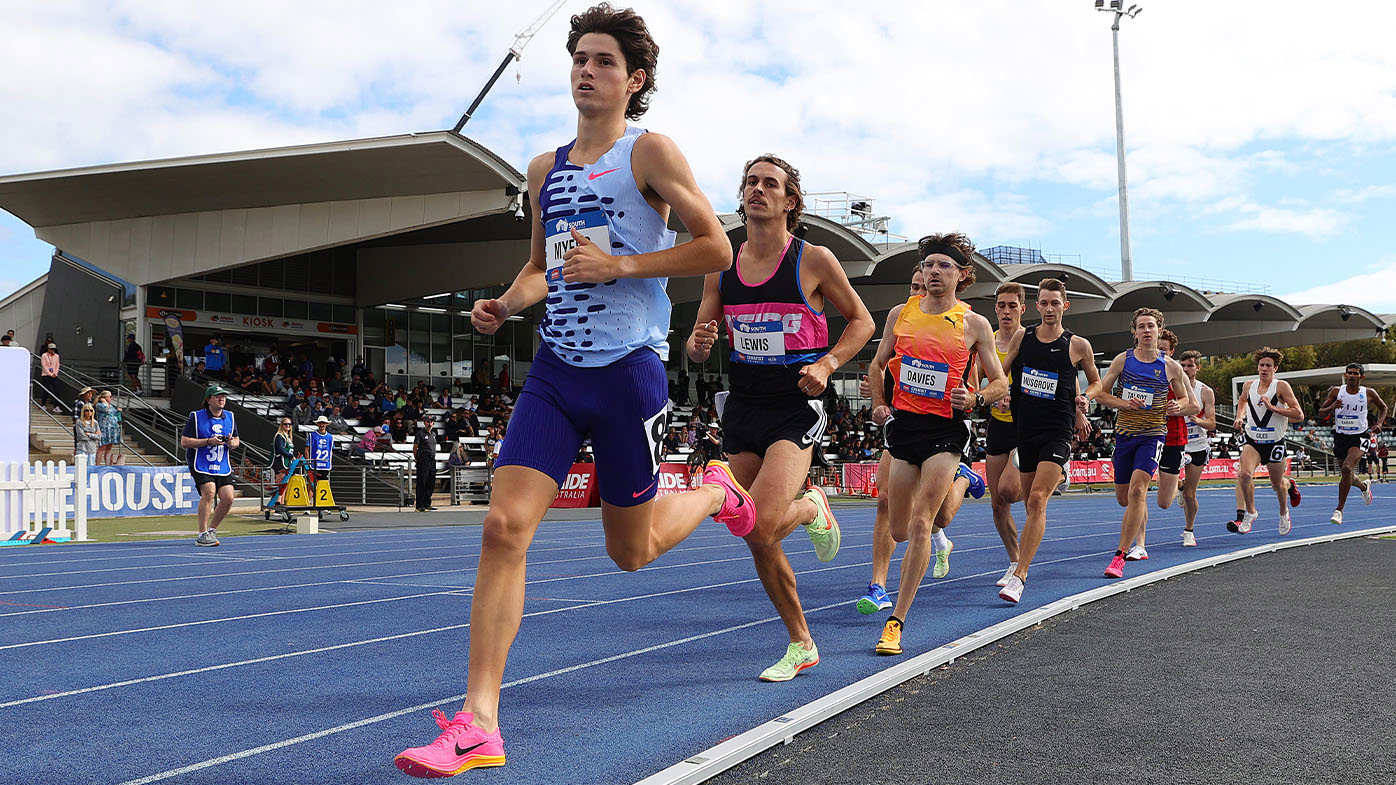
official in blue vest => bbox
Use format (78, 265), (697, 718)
(306, 415), (335, 480)
(180, 384), (241, 547)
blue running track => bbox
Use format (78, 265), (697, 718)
(0, 485), (1388, 784)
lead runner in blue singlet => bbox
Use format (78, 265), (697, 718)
(395, 5), (754, 778)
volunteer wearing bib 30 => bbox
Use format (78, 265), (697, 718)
(867, 233), (1008, 656)
(1092, 309), (1194, 579)
(995, 278), (1098, 602)
(1317, 363), (1387, 525)
(180, 385), (240, 548)
(687, 154), (874, 682)
(1228, 347), (1305, 536)
(395, 6), (748, 777)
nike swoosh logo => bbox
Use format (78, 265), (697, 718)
(632, 480), (658, 498)
(1050, 348), (1062, 352)
(588, 168), (620, 180)
(455, 741), (486, 756)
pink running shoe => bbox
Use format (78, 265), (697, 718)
(1103, 553), (1126, 579)
(703, 460), (756, 537)
(394, 710), (505, 778)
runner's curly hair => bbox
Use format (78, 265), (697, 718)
(916, 232), (977, 294)
(567, 4), (659, 120)
(1254, 346), (1283, 366)
(736, 154), (804, 233)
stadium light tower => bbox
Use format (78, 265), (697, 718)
(1095, 0), (1143, 282)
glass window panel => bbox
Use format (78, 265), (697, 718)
(308, 301), (331, 321)
(175, 288), (203, 309)
(333, 304), (356, 324)
(203, 291), (231, 312)
(230, 294), (256, 315)
(283, 299), (308, 319)
(259, 260), (284, 290)
(258, 297), (283, 317)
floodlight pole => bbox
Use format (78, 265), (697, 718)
(1099, 3), (1141, 282)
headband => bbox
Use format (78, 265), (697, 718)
(919, 243), (971, 268)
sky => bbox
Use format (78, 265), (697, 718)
(2, 1), (1395, 310)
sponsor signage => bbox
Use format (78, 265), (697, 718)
(551, 463), (599, 508)
(146, 307), (357, 337)
(42, 466), (201, 519)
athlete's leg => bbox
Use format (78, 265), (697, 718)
(1337, 446), (1364, 510)
(931, 475), (971, 530)
(870, 450), (895, 586)
(729, 445), (819, 647)
(1181, 463), (1204, 531)
(985, 452), (1021, 562)
(1016, 463), (1062, 581)
(1263, 463), (1289, 518)
(462, 466), (564, 732)
(598, 483), (726, 571)
(1157, 470), (1182, 510)
(1117, 470), (1153, 552)
(888, 452), (959, 621)
(1236, 446), (1262, 514)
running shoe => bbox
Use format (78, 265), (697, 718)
(956, 463), (986, 499)
(998, 574), (1024, 604)
(759, 641), (819, 682)
(1182, 530), (1197, 547)
(1104, 553), (1126, 579)
(1057, 468), (1071, 494)
(195, 530), (219, 547)
(1226, 511), (1257, 534)
(1330, 509), (1343, 526)
(1361, 480), (1374, 505)
(857, 582), (893, 614)
(703, 460), (756, 537)
(801, 485), (840, 562)
(1286, 478), (1301, 508)
(1124, 545), (1149, 561)
(876, 618), (903, 655)
(996, 562), (1019, 588)
(1278, 511), (1292, 536)
(932, 538), (953, 579)
(394, 710), (506, 778)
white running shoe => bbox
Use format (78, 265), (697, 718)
(1237, 511), (1257, 534)
(996, 562), (1019, 587)
(1125, 545), (1149, 561)
(1182, 530), (1197, 547)
(1278, 511), (1292, 536)
(998, 574), (1025, 604)
(1361, 481), (1374, 505)
(1330, 509), (1343, 525)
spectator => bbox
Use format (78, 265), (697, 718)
(124, 333), (145, 395)
(291, 398), (314, 430)
(94, 390), (123, 465)
(271, 417), (296, 481)
(74, 404), (99, 462)
(448, 441), (471, 469)
(73, 386), (96, 421)
(413, 415), (439, 512)
(39, 343), (62, 412)
(325, 405), (350, 435)
(498, 365), (511, 392)
(202, 336), (227, 380)
(352, 424), (383, 458)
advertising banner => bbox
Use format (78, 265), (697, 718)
(837, 456), (1289, 495)
(551, 463), (599, 508)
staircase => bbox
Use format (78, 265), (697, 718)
(28, 401), (176, 466)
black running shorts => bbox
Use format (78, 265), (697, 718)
(985, 416), (1016, 456)
(883, 411), (969, 467)
(1158, 445), (1186, 475)
(1015, 432), (1072, 473)
(721, 395), (828, 457)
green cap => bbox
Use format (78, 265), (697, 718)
(204, 384), (229, 399)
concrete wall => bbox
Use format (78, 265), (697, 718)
(37, 256), (123, 367)
(0, 275), (46, 350)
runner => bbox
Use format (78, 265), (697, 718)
(985, 282), (1026, 587)
(1175, 349), (1217, 545)
(1130, 329), (1198, 559)
(994, 278), (1098, 602)
(867, 232), (1008, 655)
(685, 153), (875, 681)
(395, 6), (749, 777)
(1316, 362), (1387, 524)
(855, 268), (983, 614)
(1226, 347), (1305, 536)
(1092, 309), (1195, 579)
(179, 385), (241, 547)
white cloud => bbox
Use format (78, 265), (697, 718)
(1210, 196), (1347, 238)
(1281, 259), (1396, 312)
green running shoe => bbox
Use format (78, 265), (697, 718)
(932, 537), (953, 578)
(801, 485), (840, 562)
(759, 641), (819, 682)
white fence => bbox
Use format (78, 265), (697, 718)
(0, 455), (89, 543)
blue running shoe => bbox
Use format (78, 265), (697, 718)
(956, 463), (986, 499)
(856, 582), (893, 615)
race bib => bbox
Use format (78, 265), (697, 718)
(1186, 421), (1209, 449)
(545, 212), (612, 284)
(1021, 367), (1059, 400)
(1121, 385), (1154, 409)
(1246, 424), (1278, 442)
(1335, 412), (1365, 434)
(899, 357), (949, 399)
(731, 320), (786, 364)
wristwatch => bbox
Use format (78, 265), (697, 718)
(974, 392), (984, 410)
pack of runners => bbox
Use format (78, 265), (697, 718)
(391, 4), (1379, 777)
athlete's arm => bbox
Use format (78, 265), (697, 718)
(1165, 358), (1199, 417)
(685, 272), (723, 364)
(563, 133), (732, 283)
(1194, 385), (1217, 431)
(1269, 380), (1305, 423)
(1368, 387), (1389, 431)
(1088, 352), (1134, 409)
(472, 153), (552, 335)
(799, 244), (875, 396)
(1232, 381), (1251, 430)
(868, 305), (904, 423)
(1072, 335), (1102, 416)
(957, 313), (1007, 410)
(1316, 386), (1341, 418)
(999, 328), (1025, 379)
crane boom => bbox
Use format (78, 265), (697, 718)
(452, 0), (569, 134)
